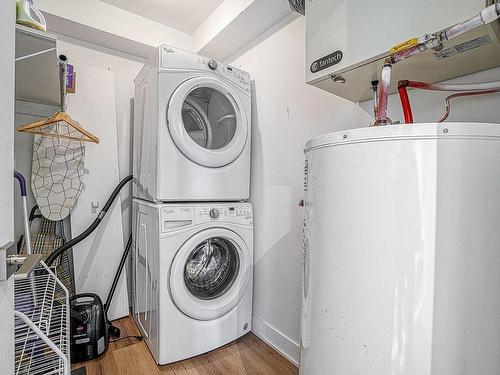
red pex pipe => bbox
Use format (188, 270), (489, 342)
(438, 89), (500, 122)
(406, 80), (500, 91)
(398, 81), (413, 124)
(406, 80), (431, 90)
(399, 80), (500, 123)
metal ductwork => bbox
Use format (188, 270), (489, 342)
(288, 0), (305, 15)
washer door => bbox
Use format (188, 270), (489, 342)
(167, 76), (248, 168)
(169, 228), (251, 321)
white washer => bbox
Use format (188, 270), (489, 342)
(133, 45), (252, 202)
(132, 199), (253, 364)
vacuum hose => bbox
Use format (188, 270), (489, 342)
(46, 175), (133, 266)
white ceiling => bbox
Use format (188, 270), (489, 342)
(101, 0), (224, 34)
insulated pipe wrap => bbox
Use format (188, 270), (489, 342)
(444, 3), (500, 40)
(376, 64), (392, 124)
(481, 3), (500, 24)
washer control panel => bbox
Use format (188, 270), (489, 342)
(160, 204), (252, 232)
(161, 206), (194, 232)
(196, 204), (252, 225)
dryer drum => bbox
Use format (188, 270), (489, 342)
(182, 98), (209, 148)
(181, 87), (237, 150)
(184, 237), (240, 300)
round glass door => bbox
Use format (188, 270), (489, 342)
(168, 77), (248, 168)
(169, 228), (251, 321)
(182, 88), (237, 150)
(184, 237), (240, 300)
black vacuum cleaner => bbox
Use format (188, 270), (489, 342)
(46, 175), (135, 363)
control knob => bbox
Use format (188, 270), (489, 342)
(209, 208), (220, 219)
(208, 59), (218, 70)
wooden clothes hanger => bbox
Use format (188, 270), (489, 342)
(17, 55), (100, 144)
(17, 111), (100, 143)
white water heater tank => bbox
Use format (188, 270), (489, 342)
(301, 123), (500, 375)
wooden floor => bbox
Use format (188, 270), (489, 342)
(72, 316), (298, 375)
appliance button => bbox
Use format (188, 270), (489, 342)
(209, 208), (220, 219)
(208, 59), (218, 70)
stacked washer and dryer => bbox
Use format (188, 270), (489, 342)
(132, 45), (253, 365)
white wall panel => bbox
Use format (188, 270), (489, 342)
(67, 64), (128, 320)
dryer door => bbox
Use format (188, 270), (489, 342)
(169, 228), (251, 320)
(167, 76), (248, 168)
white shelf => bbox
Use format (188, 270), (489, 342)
(15, 25), (61, 107)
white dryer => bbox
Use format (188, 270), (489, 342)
(133, 45), (252, 202)
(132, 199), (253, 364)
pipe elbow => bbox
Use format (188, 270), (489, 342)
(398, 80), (409, 88)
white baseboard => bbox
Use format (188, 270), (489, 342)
(251, 314), (300, 366)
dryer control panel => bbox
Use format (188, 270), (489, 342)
(159, 45), (251, 94)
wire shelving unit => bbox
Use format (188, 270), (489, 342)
(14, 261), (70, 375)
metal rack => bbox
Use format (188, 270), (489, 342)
(14, 261), (70, 375)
